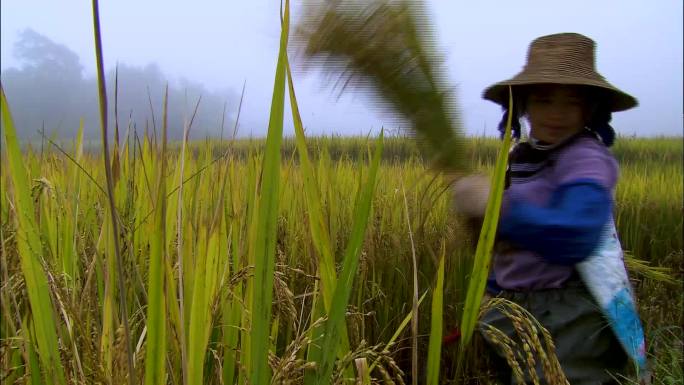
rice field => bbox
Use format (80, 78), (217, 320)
(1, 1), (682, 384)
(1, 116), (682, 383)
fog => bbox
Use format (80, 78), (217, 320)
(1, 29), (238, 140)
(1, 1), (683, 139)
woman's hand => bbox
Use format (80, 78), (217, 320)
(451, 174), (491, 218)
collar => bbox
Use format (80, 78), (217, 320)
(528, 129), (593, 151)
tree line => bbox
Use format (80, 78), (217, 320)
(1, 29), (238, 141)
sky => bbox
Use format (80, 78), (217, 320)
(1, 0), (682, 137)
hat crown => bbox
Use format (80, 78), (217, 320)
(482, 32), (638, 112)
(524, 33), (601, 80)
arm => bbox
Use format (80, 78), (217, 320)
(498, 179), (612, 265)
(498, 139), (619, 265)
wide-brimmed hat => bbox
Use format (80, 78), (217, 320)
(483, 33), (637, 112)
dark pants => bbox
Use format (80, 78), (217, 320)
(480, 280), (628, 385)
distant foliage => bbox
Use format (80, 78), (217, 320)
(1, 29), (238, 140)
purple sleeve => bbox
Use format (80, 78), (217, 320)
(554, 137), (619, 191)
(500, 138), (618, 212)
(496, 138), (619, 265)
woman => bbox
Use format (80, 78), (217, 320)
(453, 33), (649, 384)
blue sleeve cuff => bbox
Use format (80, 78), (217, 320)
(498, 179), (612, 265)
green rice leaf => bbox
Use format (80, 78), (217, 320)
(249, 0), (289, 382)
(188, 227), (221, 385)
(1, 86), (67, 385)
(221, 219), (242, 385)
(286, 51), (353, 362)
(286, 54), (336, 331)
(23, 315), (45, 385)
(426, 247), (445, 385)
(458, 86), (513, 353)
(144, 86), (169, 385)
(61, 121), (84, 286)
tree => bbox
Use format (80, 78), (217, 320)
(1, 29), (237, 141)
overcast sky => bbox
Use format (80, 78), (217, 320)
(1, 0), (682, 137)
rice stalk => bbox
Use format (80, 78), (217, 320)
(295, 0), (465, 173)
(354, 358), (370, 385)
(91, 0), (135, 382)
(310, 131), (384, 382)
(286, 48), (355, 372)
(368, 290), (427, 374)
(479, 297), (569, 385)
(400, 181), (419, 385)
(425, 243), (445, 385)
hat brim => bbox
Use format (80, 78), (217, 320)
(483, 74), (638, 112)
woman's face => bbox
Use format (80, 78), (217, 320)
(525, 85), (588, 144)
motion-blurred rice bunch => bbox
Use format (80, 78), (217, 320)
(295, 0), (465, 172)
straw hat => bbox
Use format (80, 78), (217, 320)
(483, 33), (637, 112)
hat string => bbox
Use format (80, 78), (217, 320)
(497, 107), (522, 140)
(587, 109), (615, 147)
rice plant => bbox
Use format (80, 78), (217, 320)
(0, 0), (681, 383)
